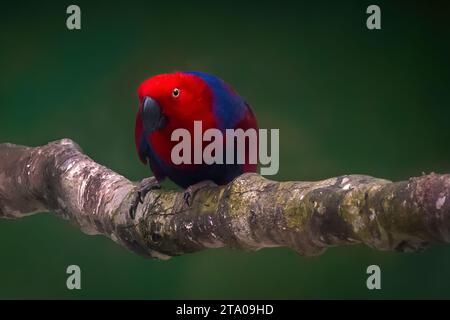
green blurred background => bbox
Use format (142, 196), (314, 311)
(0, 0), (449, 299)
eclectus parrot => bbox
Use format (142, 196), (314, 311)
(131, 71), (258, 218)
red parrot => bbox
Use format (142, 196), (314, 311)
(131, 71), (258, 217)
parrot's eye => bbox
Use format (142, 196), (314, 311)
(172, 88), (180, 98)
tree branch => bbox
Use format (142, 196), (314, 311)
(0, 139), (449, 259)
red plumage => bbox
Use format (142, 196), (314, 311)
(135, 71), (258, 188)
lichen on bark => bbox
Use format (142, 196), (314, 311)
(0, 139), (449, 259)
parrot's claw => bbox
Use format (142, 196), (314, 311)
(183, 180), (217, 207)
(129, 177), (161, 219)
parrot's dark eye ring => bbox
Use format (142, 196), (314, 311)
(172, 88), (180, 98)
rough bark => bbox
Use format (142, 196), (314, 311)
(0, 139), (449, 259)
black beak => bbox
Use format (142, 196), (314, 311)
(142, 96), (167, 132)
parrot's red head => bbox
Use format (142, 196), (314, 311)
(137, 72), (217, 132)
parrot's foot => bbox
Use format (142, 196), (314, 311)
(129, 177), (161, 219)
(183, 180), (217, 207)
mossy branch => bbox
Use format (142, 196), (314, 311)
(0, 139), (449, 259)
